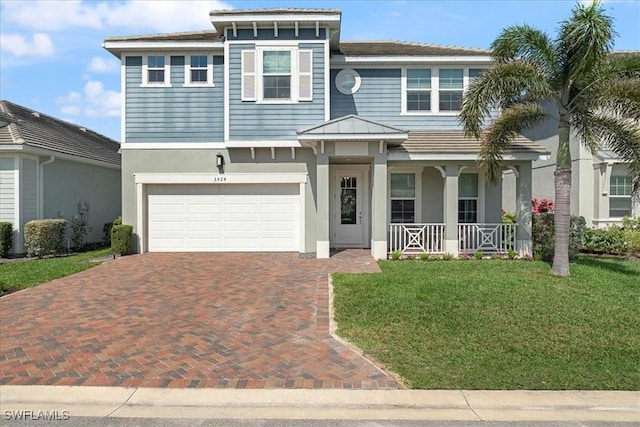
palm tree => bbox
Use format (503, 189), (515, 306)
(460, 0), (640, 276)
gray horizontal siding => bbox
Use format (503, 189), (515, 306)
(228, 27), (327, 41)
(330, 68), (463, 130)
(125, 55), (224, 143)
(21, 158), (37, 224)
(229, 43), (326, 141)
(0, 157), (15, 223)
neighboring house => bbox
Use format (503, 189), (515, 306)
(103, 8), (549, 259)
(0, 100), (121, 254)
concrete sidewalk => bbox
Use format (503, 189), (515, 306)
(1, 386), (638, 422)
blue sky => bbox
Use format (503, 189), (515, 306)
(1, 0), (638, 142)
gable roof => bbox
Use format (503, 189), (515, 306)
(297, 115), (407, 141)
(0, 100), (121, 166)
(104, 30), (221, 43)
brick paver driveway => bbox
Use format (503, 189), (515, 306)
(0, 251), (398, 389)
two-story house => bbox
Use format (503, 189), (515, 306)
(104, 8), (549, 259)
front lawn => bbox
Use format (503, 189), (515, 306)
(332, 256), (640, 390)
(0, 248), (111, 295)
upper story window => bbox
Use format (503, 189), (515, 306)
(142, 55), (170, 87)
(402, 67), (484, 115)
(439, 69), (463, 111)
(263, 50), (292, 99)
(241, 47), (313, 104)
(185, 54), (214, 86)
(609, 175), (632, 217)
(335, 69), (361, 95)
(458, 173), (478, 223)
(390, 173), (416, 223)
(406, 69), (431, 112)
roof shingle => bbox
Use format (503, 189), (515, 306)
(0, 100), (120, 166)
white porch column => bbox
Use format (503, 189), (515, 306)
(371, 151), (388, 259)
(443, 165), (459, 256)
(516, 162), (533, 256)
(316, 154), (330, 258)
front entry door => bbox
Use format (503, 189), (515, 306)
(331, 170), (368, 247)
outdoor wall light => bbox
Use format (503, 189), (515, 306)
(216, 153), (225, 168)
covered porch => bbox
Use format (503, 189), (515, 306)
(297, 116), (549, 260)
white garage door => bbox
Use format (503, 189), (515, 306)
(147, 184), (299, 252)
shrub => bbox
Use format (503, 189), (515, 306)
(0, 222), (13, 257)
(111, 224), (133, 256)
(113, 216), (122, 226)
(390, 250), (402, 260)
(507, 248), (517, 260)
(474, 250), (484, 260)
(582, 217), (640, 256)
(417, 252), (430, 261)
(71, 216), (91, 250)
(502, 210), (516, 223)
(0, 222), (12, 251)
(532, 213), (585, 262)
(24, 219), (67, 258)
(532, 198), (555, 213)
(103, 216), (122, 245)
(442, 252), (454, 261)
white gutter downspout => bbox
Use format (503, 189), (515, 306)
(39, 156), (55, 218)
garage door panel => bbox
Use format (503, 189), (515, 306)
(147, 184), (299, 252)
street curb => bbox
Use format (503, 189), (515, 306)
(1, 386), (638, 422)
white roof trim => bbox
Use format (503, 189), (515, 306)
(211, 13), (341, 25)
(225, 140), (302, 148)
(331, 56), (492, 64)
(297, 133), (407, 141)
(0, 144), (121, 169)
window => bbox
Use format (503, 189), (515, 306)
(241, 48), (313, 103)
(609, 175), (632, 217)
(469, 68), (484, 82)
(335, 69), (361, 95)
(185, 55), (213, 86)
(406, 69), (431, 112)
(263, 50), (291, 99)
(147, 55), (165, 84)
(391, 173), (416, 223)
(439, 69), (463, 111)
(458, 173), (478, 223)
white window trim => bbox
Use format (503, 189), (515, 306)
(609, 175), (633, 218)
(335, 68), (361, 95)
(240, 46), (313, 104)
(388, 168), (423, 224)
(141, 54), (171, 87)
(401, 67), (484, 116)
(184, 54), (215, 87)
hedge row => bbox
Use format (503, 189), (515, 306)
(24, 219), (67, 258)
(0, 222), (12, 257)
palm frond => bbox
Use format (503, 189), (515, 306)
(491, 25), (558, 75)
(460, 62), (553, 138)
(479, 103), (549, 184)
(558, 0), (616, 81)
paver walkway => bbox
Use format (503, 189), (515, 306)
(0, 251), (398, 389)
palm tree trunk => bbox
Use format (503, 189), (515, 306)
(552, 124), (572, 276)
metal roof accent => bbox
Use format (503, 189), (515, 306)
(297, 115), (407, 141)
(0, 100), (121, 166)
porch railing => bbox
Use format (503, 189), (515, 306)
(388, 223), (518, 256)
(389, 223), (445, 255)
(458, 223), (517, 254)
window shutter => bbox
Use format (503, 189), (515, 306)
(298, 50), (313, 101)
(241, 50), (256, 101)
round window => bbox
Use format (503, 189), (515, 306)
(335, 69), (361, 95)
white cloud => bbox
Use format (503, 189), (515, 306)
(58, 80), (120, 118)
(2, 0), (232, 33)
(88, 56), (119, 73)
(0, 33), (54, 57)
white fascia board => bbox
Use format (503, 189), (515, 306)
(120, 142), (226, 150)
(103, 41), (224, 53)
(0, 145), (121, 169)
(225, 140), (303, 148)
(297, 133), (408, 141)
(387, 152), (547, 161)
(135, 172), (307, 185)
(211, 14), (341, 25)
(331, 56), (492, 65)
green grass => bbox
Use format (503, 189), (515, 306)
(332, 256), (640, 390)
(0, 248), (111, 295)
